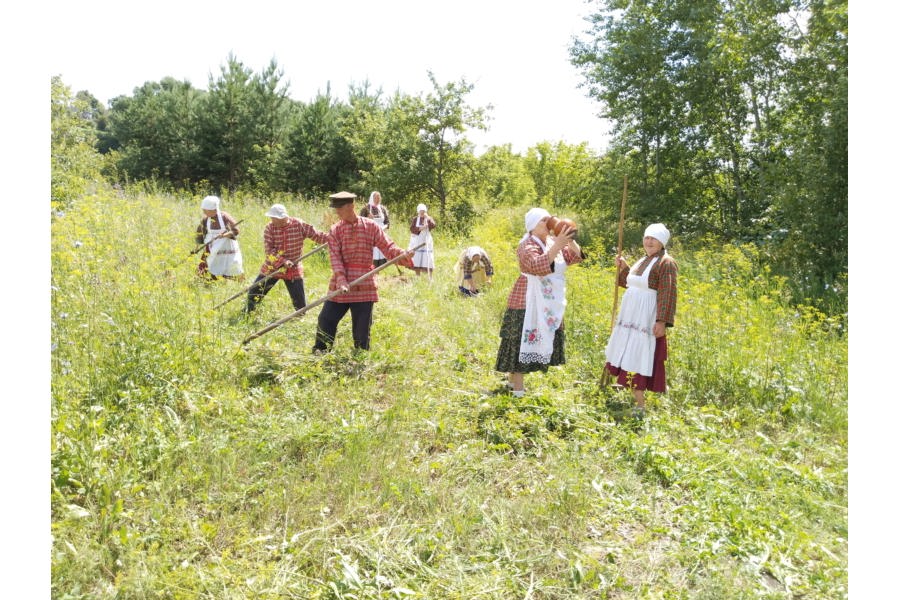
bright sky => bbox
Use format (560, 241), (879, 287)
(47, 0), (611, 154)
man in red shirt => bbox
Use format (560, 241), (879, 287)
(313, 191), (414, 352)
(245, 204), (331, 314)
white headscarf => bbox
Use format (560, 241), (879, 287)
(465, 246), (487, 260)
(644, 223), (671, 246)
(201, 195), (223, 235)
(201, 195), (220, 211)
(368, 191), (380, 208)
(525, 208), (550, 233)
(415, 204), (428, 228)
(521, 207), (550, 244)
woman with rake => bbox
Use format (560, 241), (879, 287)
(604, 223), (678, 418)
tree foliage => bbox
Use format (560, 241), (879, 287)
(570, 0), (847, 303)
(51, 76), (104, 206)
(344, 72), (490, 230)
(106, 77), (203, 185)
(278, 85), (358, 196)
(195, 54), (291, 191)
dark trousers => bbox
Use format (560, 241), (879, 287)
(246, 275), (306, 313)
(313, 300), (374, 351)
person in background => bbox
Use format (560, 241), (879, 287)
(313, 191), (415, 353)
(245, 203), (330, 314)
(196, 195), (243, 280)
(408, 203), (436, 278)
(455, 246), (494, 296)
(604, 223), (678, 418)
(495, 208), (583, 397)
(359, 191), (390, 267)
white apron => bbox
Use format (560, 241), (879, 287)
(519, 238), (568, 365)
(604, 256), (658, 376)
(370, 207), (388, 261)
(409, 218), (434, 269)
(204, 218), (243, 277)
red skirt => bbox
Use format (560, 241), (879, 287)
(605, 336), (668, 392)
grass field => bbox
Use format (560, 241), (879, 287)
(50, 188), (847, 599)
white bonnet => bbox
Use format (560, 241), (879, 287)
(416, 203), (427, 212)
(524, 207), (550, 233)
(644, 223), (671, 246)
(201, 195), (220, 210)
(466, 246), (487, 260)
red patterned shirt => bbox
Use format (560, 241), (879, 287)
(616, 250), (678, 326)
(327, 216), (408, 303)
(260, 217), (330, 280)
(505, 235), (584, 309)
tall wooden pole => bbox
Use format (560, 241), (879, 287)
(602, 175), (628, 386)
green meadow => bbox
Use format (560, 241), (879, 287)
(51, 189), (847, 599)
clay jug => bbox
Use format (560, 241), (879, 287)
(547, 216), (578, 238)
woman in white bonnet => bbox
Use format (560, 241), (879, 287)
(604, 222), (678, 418)
(455, 246), (494, 296)
(359, 191), (391, 267)
(408, 203), (436, 278)
(494, 207), (582, 397)
(195, 195), (243, 280)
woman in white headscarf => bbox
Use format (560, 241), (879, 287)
(494, 208), (582, 397)
(455, 246), (493, 296)
(195, 195), (243, 280)
(359, 191), (391, 267)
(408, 203), (436, 277)
(604, 223), (678, 417)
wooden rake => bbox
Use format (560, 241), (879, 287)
(601, 175), (627, 386)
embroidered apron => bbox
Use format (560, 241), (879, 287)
(204, 217), (243, 277)
(519, 238), (568, 365)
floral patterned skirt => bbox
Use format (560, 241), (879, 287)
(494, 309), (566, 373)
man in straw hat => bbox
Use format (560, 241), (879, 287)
(245, 203), (331, 314)
(312, 191), (415, 352)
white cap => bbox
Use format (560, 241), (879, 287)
(265, 204), (289, 218)
(525, 207), (550, 232)
(644, 223), (671, 246)
(417, 203), (427, 212)
(201, 195), (220, 210)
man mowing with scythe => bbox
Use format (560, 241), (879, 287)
(245, 203), (331, 314)
(312, 191), (416, 353)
